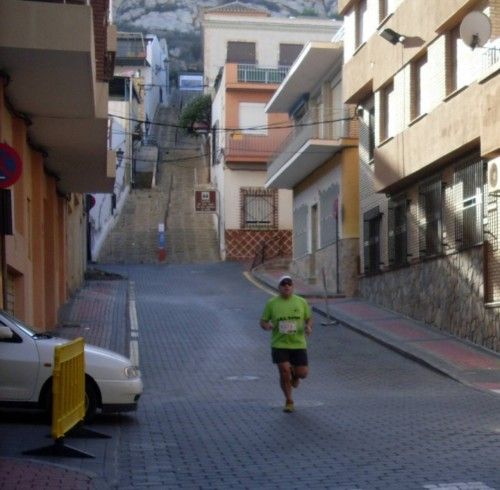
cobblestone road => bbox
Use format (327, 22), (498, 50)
(1, 262), (499, 489)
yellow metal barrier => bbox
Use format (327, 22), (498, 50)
(51, 337), (86, 440)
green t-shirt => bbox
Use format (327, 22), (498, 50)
(261, 294), (312, 349)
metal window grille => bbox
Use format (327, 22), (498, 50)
(363, 207), (381, 274)
(241, 188), (276, 230)
(293, 205), (308, 259)
(453, 159), (484, 249)
(388, 196), (408, 267)
(319, 184), (339, 248)
(484, 165), (500, 303)
(418, 178), (443, 257)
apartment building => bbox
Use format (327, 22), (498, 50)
(266, 38), (359, 295)
(0, 0), (116, 329)
(203, 2), (341, 261)
(339, 0), (500, 351)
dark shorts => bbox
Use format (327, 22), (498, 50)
(271, 348), (308, 366)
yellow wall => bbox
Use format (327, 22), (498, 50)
(341, 146), (360, 238)
(0, 84), (85, 330)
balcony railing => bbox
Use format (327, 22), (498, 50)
(225, 127), (291, 161)
(267, 106), (357, 176)
(481, 46), (500, 71)
(237, 64), (289, 84)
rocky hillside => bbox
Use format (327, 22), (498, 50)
(113, 0), (339, 76)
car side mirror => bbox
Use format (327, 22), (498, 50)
(0, 325), (14, 340)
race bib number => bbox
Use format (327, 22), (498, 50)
(278, 321), (297, 334)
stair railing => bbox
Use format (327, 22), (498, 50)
(250, 235), (285, 270)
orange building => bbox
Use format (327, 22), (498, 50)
(0, 0), (116, 330)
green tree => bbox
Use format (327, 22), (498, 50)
(179, 94), (212, 133)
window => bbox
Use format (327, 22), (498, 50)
(319, 184), (339, 248)
(411, 53), (428, 119)
(446, 20), (484, 92)
(454, 159), (484, 249)
(241, 188), (277, 229)
(239, 102), (267, 135)
(279, 44), (303, 66)
(227, 42), (256, 64)
(446, 25), (459, 95)
(293, 205), (308, 258)
(388, 196), (408, 267)
(356, 0), (368, 48)
(379, 0), (398, 21)
(380, 81), (394, 141)
(368, 105), (375, 158)
(419, 178), (443, 257)
(360, 96), (375, 161)
(363, 207), (382, 274)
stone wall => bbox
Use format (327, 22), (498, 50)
(291, 238), (359, 296)
(360, 246), (500, 352)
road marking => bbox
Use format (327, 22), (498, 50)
(128, 281), (139, 366)
(129, 340), (139, 367)
(242, 271), (276, 296)
(129, 281), (138, 332)
(423, 483), (496, 489)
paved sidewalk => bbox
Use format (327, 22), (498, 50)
(0, 278), (127, 490)
(252, 266), (500, 398)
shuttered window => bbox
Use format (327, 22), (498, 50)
(279, 44), (303, 66)
(239, 102), (267, 135)
(227, 42), (256, 64)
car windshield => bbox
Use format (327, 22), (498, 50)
(0, 310), (38, 337)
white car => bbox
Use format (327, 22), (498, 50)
(0, 310), (143, 420)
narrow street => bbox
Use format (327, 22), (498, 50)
(2, 262), (499, 489)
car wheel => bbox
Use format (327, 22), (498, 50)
(84, 378), (99, 423)
(41, 377), (99, 423)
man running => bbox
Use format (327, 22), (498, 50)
(260, 275), (313, 413)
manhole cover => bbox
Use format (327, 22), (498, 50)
(225, 375), (259, 381)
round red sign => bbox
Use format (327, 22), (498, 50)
(0, 143), (22, 189)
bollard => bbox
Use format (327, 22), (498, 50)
(158, 222), (166, 262)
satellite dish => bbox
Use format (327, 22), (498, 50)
(459, 11), (491, 49)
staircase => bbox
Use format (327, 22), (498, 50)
(97, 102), (220, 264)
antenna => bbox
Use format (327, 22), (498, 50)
(459, 11), (491, 49)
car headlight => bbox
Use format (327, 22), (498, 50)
(124, 365), (141, 378)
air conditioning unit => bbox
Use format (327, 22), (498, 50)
(488, 158), (500, 195)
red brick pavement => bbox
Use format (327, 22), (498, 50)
(0, 458), (98, 490)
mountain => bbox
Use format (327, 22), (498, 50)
(113, 0), (339, 78)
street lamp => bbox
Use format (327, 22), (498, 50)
(378, 28), (406, 45)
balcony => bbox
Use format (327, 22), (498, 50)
(266, 107), (358, 189)
(0, 0), (113, 192)
(225, 127), (291, 165)
(224, 63), (289, 89)
(236, 64), (289, 84)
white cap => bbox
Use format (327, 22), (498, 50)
(278, 275), (293, 285)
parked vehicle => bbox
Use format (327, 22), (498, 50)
(0, 310), (142, 420)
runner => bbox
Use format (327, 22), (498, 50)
(260, 275), (313, 413)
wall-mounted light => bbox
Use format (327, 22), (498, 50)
(379, 28), (406, 45)
(116, 148), (124, 167)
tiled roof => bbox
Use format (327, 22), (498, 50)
(204, 1), (269, 16)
